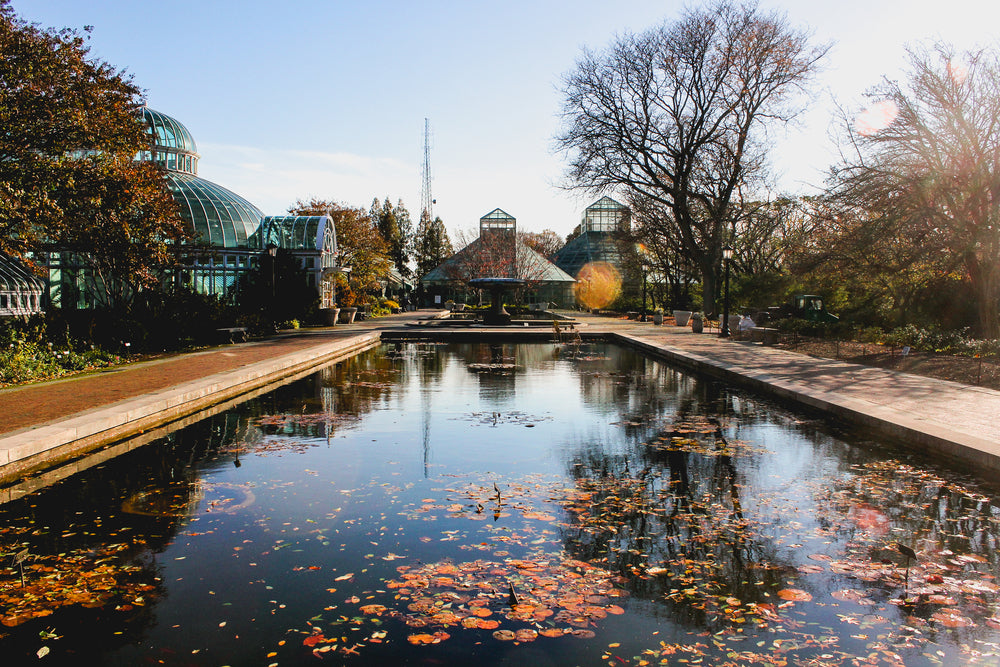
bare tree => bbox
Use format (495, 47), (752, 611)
(826, 42), (1000, 337)
(520, 230), (564, 258)
(556, 1), (827, 315)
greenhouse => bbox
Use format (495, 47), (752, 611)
(421, 208), (575, 307)
(252, 216), (339, 307)
(551, 196), (632, 280)
(0, 253), (45, 317)
(41, 107), (269, 307)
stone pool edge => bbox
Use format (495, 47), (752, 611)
(0, 332), (381, 483)
(612, 332), (1000, 475)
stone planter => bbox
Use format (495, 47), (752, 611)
(652, 311), (664, 325)
(673, 310), (692, 327)
(339, 307), (358, 324)
(454, 303), (466, 312)
(728, 314), (742, 334)
(690, 314), (703, 333)
(321, 307), (341, 326)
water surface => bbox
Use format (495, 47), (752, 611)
(1, 342), (999, 666)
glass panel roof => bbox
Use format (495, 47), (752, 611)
(253, 216), (336, 255)
(422, 239), (574, 284)
(165, 173), (263, 247)
(551, 231), (627, 280)
(0, 253), (44, 293)
(141, 107), (199, 156)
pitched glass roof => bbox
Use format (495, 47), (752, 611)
(551, 230), (627, 280)
(423, 239), (574, 284)
(551, 197), (631, 279)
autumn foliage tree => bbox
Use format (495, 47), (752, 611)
(520, 230), (564, 259)
(0, 0), (187, 307)
(824, 43), (1000, 337)
(289, 199), (391, 307)
(557, 1), (828, 315)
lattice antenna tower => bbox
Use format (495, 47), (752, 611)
(420, 118), (434, 223)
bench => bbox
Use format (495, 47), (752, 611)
(216, 327), (248, 344)
(749, 327), (779, 346)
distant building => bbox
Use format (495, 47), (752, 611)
(39, 108), (339, 310)
(550, 196), (631, 280)
(421, 208), (575, 307)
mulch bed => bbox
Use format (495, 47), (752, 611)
(776, 335), (1000, 391)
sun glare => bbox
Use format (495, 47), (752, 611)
(574, 262), (622, 310)
(855, 99), (899, 136)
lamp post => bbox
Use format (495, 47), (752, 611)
(266, 244), (278, 301)
(641, 262), (649, 322)
(721, 246), (733, 337)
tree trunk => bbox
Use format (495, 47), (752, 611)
(968, 257), (1000, 339)
(700, 259), (718, 317)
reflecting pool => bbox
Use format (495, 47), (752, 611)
(2, 342), (1000, 665)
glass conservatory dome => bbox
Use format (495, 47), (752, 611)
(142, 107), (198, 156)
(138, 107), (262, 247)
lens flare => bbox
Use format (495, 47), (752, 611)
(855, 99), (898, 136)
(948, 60), (969, 85)
(574, 262), (622, 310)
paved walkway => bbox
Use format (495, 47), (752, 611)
(1, 310), (997, 482)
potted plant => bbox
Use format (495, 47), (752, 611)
(337, 278), (358, 323)
(690, 312), (703, 333)
(322, 304), (341, 325)
(652, 308), (664, 325)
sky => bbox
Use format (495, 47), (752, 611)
(13, 0), (1000, 240)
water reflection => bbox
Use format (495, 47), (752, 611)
(2, 343), (1000, 666)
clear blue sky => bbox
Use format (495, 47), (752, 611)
(13, 0), (1000, 239)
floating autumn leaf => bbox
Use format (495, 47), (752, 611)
(384, 555), (628, 642)
(932, 610), (974, 628)
(514, 628), (538, 642)
(0, 549), (157, 627)
(493, 629), (516, 641)
(776, 589), (812, 602)
(303, 632), (330, 647)
(359, 604), (387, 616)
(830, 589), (873, 604)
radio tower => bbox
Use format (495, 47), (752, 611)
(420, 118), (434, 223)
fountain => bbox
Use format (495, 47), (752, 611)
(468, 277), (525, 326)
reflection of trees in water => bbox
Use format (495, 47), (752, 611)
(447, 343), (520, 402)
(816, 460), (1000, 569)
(575, 346), (701, 420)
(561, 380), (793, 631)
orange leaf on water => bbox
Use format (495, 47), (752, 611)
(777, 589), (812, 602)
